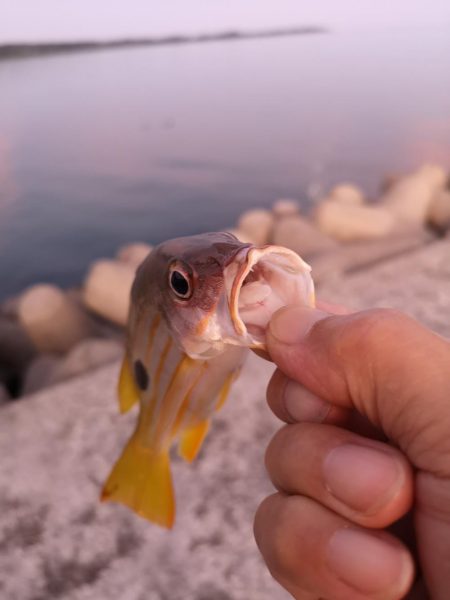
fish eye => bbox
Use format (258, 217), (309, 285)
(169, 269), (192, 299)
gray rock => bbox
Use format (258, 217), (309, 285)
(0, 355), (290, 600)
(311, 230), (433, 285)
(22, 354), (62, 396)
(53, 338), (124, 383)
(381, 164), (447, 226)
(272, 199), (300, 217)
(65, 287), (87, 308)
(18, 285), (94, 354)
(272, 214), (337, 258)
(428, 190), (450, 232)
(0, 383), (10, 405)
(237, 209), (274, 246)
(328, 183), (365, 205)
(116, 242), (153, 269)
(83, 260), (135, 327)
(0, 294), (20, 319)
(315, 201), (396, 242)
(320, 237), (450, 339)
(380, 173), (402, 194)
(22, 340), (124, 397)
(66, 289), (125, 341)
(225, 227), (257, 244)
(0, 316), (36, 385)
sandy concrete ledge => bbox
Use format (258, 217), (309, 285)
(1, 238), (450, 600)
(320, 238), (450, 338)
(0, 353), (289, 600)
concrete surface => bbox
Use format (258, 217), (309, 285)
(320, 237), (450, 338)
(1, 238), (450, 600)
(0, 354), (287, 600)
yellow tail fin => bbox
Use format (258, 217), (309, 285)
(118, 356), (139, 414)
(178, 419), (210, 463)
(101, 436), (175, 528)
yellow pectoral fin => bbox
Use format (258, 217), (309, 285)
(101, 436), (175, 529)
(178, 419), (210, 463)
(118, 356), (139, 414)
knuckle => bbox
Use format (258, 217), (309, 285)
(327, 309), (412, 398)
(264, 425), (289, 474)
(253, 494), (275, 544)
(272, 496), (314, 577)
(265, 423), (306, 477)
(338, 308), (407, 354)
(266, 369), (287, 408)
(255, 494), (304, 575)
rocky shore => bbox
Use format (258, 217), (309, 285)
(2, 210), (450, 600)
(1, 162), (450, 600)
(1, 163), (449, 405)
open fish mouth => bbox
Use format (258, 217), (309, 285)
(225, 245), (315, 348)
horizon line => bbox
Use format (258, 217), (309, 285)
(0, 25), (329, 60)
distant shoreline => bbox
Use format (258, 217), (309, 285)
(0, 26), (327, 60)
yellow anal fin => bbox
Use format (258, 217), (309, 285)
(178, 420), (210, 463)
(215, 370), (240, 412)
(118, 356), (139, 414)
(101, 436), (175, 529)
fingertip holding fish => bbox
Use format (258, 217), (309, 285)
(102, 231), (314, 527)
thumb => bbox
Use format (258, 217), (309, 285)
(267, 305), (450, 475)
(267, 305), (450, 596)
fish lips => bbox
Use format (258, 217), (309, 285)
(175, 243), (315, 359)
(224, 244), (315, 350)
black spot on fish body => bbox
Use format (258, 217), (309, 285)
(134, 359), (149, 391)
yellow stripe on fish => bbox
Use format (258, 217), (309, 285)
(117, 356), (139, 414)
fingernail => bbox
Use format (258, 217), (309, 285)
(284, 380), (331, 423)
(269, 306), (327, 345)
(327, 528), (413, 594)
(323, 444), (402, 513)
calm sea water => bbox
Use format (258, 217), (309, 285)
(0, 28), (449, 300)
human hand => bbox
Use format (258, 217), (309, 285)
(255, 305), (450, 599)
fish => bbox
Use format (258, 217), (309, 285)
(101, 231), (315, 528)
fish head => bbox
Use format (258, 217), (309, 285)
(134, 231), (314, 359)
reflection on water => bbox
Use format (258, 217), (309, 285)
(0, 28), (449, 299)
(0, 135), (17, 218)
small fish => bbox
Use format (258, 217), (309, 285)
(101, 232), (314, 527)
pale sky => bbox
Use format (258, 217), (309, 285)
(1, 0), (450, 43)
